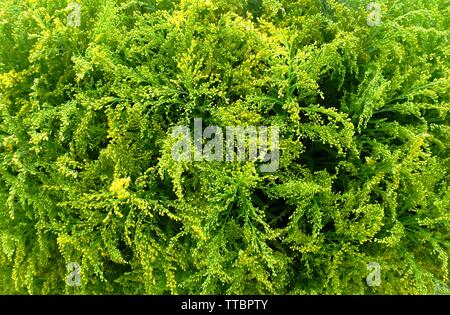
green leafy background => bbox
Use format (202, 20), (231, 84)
(0, 0), (449, 294)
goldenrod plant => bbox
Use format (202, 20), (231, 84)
(0, 0), (448, 294)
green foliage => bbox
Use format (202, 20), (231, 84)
(0, 0), (449, 294)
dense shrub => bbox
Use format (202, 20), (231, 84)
(0, 0), (449, 294)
